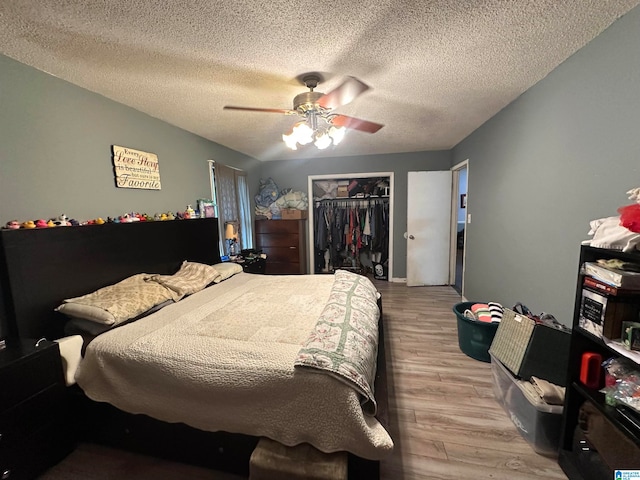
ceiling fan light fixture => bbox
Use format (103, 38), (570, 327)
(224, 75), (383, 151)
(328, 125), (346, 145)
(292, 121), (313, 145)
(314, 132), (332, 150)
(282, 132), (298, 150)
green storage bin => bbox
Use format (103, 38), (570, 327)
(453, 302), (500, 362)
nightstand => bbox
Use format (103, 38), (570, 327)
(239, 257), (266, 274)
(0, 339), (74, 480)
(229, 255), (267, 274)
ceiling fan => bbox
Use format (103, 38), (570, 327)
(223, 74), (384, 150)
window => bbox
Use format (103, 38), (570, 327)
(208, 160), (253, 256)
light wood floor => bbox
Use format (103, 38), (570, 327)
(375, 281), (566, 480)
(40, 281), (567, 479)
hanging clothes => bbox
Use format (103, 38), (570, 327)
(313, 198), (389, 273)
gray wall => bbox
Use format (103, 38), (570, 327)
(0, 54), (260, 224)
(453, 6), (640, 326)
(257, 151), (452, 278)
(3, 3), (639, 327)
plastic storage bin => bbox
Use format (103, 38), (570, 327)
(453, 302), (499, 362)
(490, 353), (563, 457)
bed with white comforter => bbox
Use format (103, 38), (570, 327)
(75, 272), (393, 460)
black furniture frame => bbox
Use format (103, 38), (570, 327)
(0, 218), (388, 478)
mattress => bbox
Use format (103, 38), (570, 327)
(75, 272), (393, 460)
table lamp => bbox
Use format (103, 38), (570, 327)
(225, 221), (239, 256)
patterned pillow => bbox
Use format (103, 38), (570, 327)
(56, 274), (178, 325)
(149, 261), (220, 297)
(211, 262), (243, 283)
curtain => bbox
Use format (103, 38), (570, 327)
(211, 161), (252, 254)
(236, 173), (252, 249)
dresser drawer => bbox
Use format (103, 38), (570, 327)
(259, 246), (300, 263)
(0, 383), (66, 449)
(256, 233), (299, 248)
(265, 262), (301, 275)
(0, 419), (74, 480)
(255, 219), (303, 234)
(0, 344), (61, 412)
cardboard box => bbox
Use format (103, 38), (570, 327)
(336, 185), (349, 198)
(280, 209), (307, 220)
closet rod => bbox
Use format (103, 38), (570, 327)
(315, 197), (389, 205)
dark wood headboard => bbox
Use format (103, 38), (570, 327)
(0, 218), (221, 341)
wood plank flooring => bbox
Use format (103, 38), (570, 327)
(39, 281), (567, 479)
(375, 281), (567, 480)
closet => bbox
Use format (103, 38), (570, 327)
(310, 176), (391, 278)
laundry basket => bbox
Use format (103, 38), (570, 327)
(453, 302), (500, 362)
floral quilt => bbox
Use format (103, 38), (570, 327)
(294, 270), (380, 415)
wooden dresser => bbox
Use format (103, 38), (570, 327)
(255, 219), (307, 274)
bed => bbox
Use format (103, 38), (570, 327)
(0, 218), (391, 477)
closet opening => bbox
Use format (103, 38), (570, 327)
(307, 173), (394, 280)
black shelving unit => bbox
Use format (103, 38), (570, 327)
(559, 246), (640, 478)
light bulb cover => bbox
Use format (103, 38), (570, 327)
(314, 132), (331, 149)
(329, 126), (346, 145)
(283, 117), (347, 150)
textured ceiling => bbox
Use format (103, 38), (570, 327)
(0, 1), (638, 161)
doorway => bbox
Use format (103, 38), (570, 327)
(449, 160), (468, 295)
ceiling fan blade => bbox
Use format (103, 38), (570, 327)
(223, 106), (296, 115)
(330, 114), (384, 134)
(316, 76), (370, 110)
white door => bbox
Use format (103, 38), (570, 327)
(406, 171), (452, 286)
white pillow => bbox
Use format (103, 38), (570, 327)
(211, 262), (243, 283)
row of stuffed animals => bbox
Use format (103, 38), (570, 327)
(4, 210), (200, 229)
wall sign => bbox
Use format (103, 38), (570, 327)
(112, 145), (161, 190)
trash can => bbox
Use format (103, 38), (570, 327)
(453, 302), (499, 362)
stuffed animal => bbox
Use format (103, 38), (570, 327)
(53, 214), (71, 227)
(5, 220), (20, 229)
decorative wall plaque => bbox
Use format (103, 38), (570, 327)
(112, 145), (161, 190)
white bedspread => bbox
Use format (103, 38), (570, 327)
(75, 272), (393, 460)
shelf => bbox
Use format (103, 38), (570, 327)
(571, 382), (640, 447)
(574, 326), (640, 364)
(559, 246), (640, 479)
(558, 449), (601, 480)
(603, 337), (640, 363)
